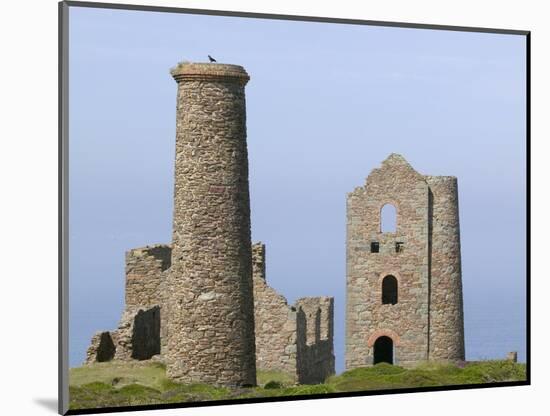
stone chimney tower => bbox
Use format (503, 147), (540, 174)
(165, 62), (256, 386)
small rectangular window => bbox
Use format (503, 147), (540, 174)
(371, 242), (379, 253)
(395, 242), (404, 253)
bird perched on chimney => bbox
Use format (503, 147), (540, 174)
(208, 55), (217, 63)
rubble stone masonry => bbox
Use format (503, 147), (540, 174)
(165, 63), (256, 386)
(125, 245), (171, 309)
(252, 243), (335, 384)
(252, 243), (298, 375)
(345, 154), (464, 369)
(295, 297), (335, 384)
(86, 246), (170, 364)
(425, 176), (465, 361)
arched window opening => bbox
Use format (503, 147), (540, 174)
(380, 204), (397, 233)
(373, 336), (393, 365)
(382, 275), (398, 305)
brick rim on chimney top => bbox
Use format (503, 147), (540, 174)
(170, 62), (250, 84)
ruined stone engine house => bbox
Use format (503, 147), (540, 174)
(86, 62), (335, 386)
(345, 154), (465, 369)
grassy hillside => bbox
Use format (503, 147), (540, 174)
(69, 360), (526, 410)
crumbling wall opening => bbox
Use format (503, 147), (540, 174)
(131, 306), (161, 360)
(252, 242), (299, 377)
(382, 275), (398, 305)
(295, 298), (335, 384)
(96, 332), (116, 362)
(380, 203), (397, 233)
(373, 336), (393, 365)
(314, 307), (321, 344)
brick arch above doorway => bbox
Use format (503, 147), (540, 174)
(367, 329), (401, 347)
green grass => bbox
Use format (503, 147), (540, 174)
(70, 361), (168, 390)
(256, 369), (296, 387)
(327, 361), (526, 392)
(69, 360), (526, 410)
(69, 361), (233, 409)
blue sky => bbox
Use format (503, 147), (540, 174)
(68, 6), (526, 372)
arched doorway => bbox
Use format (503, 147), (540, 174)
(373, 336), (393, 365)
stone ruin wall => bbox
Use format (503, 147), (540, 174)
(85, 332), (116, 364)
(86, 241), (335, 384)
(86, 245), (171, 364)
(125, 245), (171, 309)
(252, 243), (298, 375)
(124, 245), (172, 358)
(252, 243), (335, 384)
(295, 297), (335, 384)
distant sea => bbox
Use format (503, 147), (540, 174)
(463, 293), (526, 363)
(69, 290), (526, 372)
